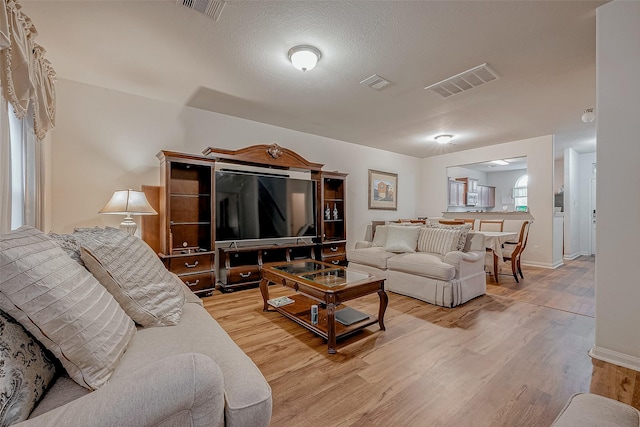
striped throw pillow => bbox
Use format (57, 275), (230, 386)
(0, 226), (136, 391)
(417, 227), (462, 256)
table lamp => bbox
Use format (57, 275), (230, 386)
(99, 189), (157, 235)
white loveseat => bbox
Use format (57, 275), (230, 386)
(347, 224), (486, 308)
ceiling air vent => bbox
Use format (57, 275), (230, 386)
(179, 0), (226, 21)
(360, 74), (392, 91)
(424, 63), (500, 99)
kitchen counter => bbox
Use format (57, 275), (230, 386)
(441, 211), (535, 221)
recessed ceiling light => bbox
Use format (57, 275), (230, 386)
(491, 160), (509, 166)
(434, 134), (453, 144)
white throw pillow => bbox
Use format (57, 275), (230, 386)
(417, 227), (462, 256)
(383, 225), (421, 253)
(79, 227), (186, 327)
(372, 225), (388, 247)
(0, 226), (136, 391)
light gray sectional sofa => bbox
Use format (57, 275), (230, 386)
(0, 226), (271, 427)
(347, 224), (486, 308)
(551, 393), (640, 427)
(20, 288), (273, 427)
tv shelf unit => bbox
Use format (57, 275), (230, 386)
(218, 242), (316, 292)
(156, 151), (217, 296)
(314, 171), (348, 266)
(148, 144), (348, 295)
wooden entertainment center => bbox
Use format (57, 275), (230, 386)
(143, 144), (348, 295)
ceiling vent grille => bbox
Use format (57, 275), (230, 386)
(360, 74), (392, 91)
(179, 0), (226, 21)
(424, 63), (500, 99)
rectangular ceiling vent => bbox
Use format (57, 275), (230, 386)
(424, 63), (500, 99)
(179, 0), (226, 21)
(360, 74), (392, 91)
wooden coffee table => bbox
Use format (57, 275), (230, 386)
(260, 260), (387, 354)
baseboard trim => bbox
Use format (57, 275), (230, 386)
(589, 345), (640, 371)
(521, 260), (563, 269)
(563, 251), (588, 261)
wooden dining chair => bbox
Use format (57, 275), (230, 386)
(479, 219), (504, 232)
(439, 219), (465, 226)
(455, 219), (475, 230)
(501, 221), (531, 283)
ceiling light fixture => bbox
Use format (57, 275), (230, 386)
(491, 160), (509, 166)
(288, 45), (321, 72)
(434, 134), (453, 144)
(581, 108), (595, 123)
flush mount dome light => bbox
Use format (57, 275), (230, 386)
(288, 45), (321, 72)
(434, 134), (453, 144)
(581, 108), (595, 123)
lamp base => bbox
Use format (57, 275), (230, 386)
(120, 216), (137, 235)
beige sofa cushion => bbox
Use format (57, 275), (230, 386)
(0, 226), (136, 390)
(552, 393), (640, 427)
(387, 252), (456, 281)
(347, 247), (396, 269)
(384, 225), (421, 253)
(417, 227), (461, 255)
(372, 225), (388, 247)
(79, 227), (185, 327)
(114, 302), (272, 427)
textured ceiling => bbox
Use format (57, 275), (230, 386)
(22, 0), (604, 158)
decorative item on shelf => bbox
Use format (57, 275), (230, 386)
(99, 189), (157, 235)
(325, 203), (331, 220)
(333, 203), (339, 220)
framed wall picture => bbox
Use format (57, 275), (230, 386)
(368, 169), (398, 210)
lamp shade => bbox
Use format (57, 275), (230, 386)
(99, 190), (157, 215)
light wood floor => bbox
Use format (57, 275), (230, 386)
(203, 256), (639, 426)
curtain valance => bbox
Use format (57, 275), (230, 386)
(0, 0), (55, 140)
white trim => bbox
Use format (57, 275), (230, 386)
(563, 251), (589, 260)
(521, 260), (563, 269)
(589, 345), (640, 371)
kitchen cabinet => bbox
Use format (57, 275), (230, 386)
(456, 177), (478, 194)
(477, 185), (496, 208)
(448, 179), (465, 206)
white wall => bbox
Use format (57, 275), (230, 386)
(563, 148), (580, 259)
(578, 152), (596, 255)
(50, 79), (422, 247)
(446, 166), (487, 182)
(419, 135), (557, 268)
(591, 0), (640, 371)
(554, 158), (564, 195)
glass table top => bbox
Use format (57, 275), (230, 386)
(271, 261), (372, 287)
(272, 261), (326, 275)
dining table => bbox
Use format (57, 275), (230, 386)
(479, 230), (519, 282)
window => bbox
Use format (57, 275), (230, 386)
(1, 99), (41, 232)
(513, 174), (528, 211)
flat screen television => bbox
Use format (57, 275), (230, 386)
(215, 170), (317, 242)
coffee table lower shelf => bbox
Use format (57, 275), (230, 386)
(269, 294), (379, 342)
